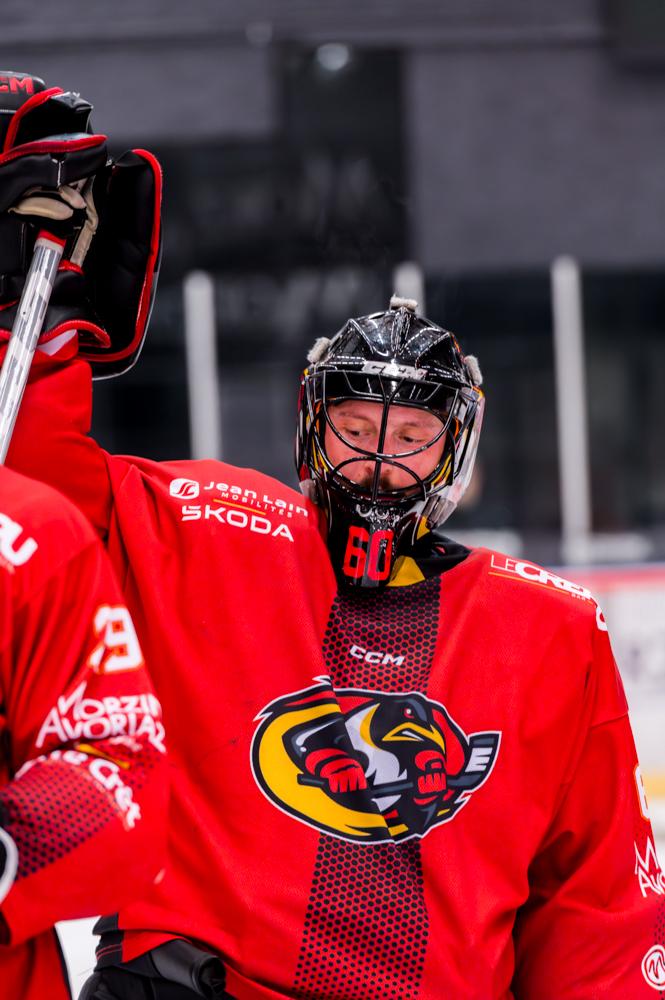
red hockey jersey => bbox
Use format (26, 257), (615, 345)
(6, 346), (665, 999)
(0, 465), (168, 999)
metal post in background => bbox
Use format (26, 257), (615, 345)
(392, 260), (426, 314)
(183, 271), (222, 461)
(550, 255), (592, 564)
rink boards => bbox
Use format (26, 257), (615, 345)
(564, 561), (665, 823)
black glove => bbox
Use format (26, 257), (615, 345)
(0, 70), (162, 378)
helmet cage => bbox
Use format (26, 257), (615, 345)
(300, 364), (483, 524)
(295, 304), (485, 587)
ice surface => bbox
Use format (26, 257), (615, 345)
(57, 917), (97, 996)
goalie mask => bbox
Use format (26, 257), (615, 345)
(296, 298), (484, 589)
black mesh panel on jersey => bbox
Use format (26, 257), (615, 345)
(1, 760), (114, 878)
(292, 578), (441, 1000)
(0, 736), (154, 881)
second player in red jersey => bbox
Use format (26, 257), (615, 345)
(0, 465), (167, 999)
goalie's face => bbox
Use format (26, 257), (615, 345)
(324, 399), (446, 492)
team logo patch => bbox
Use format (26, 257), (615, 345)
(251, 681), (500, 843)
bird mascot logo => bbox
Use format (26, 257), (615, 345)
(251, 680), (500, 843)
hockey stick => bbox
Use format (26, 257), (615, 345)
(298, 774), (414, 797)
(0, 231), (64, 464)
(298, 774), (473, 796)
(297, 734), (499, 797)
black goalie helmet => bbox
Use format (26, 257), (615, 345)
(296, 297), (485, 588)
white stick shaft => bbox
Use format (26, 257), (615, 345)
(0, 235), (64, 463)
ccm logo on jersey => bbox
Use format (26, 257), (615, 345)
(349, 645), (405, 667)
(252, 681), (500, 844)
(0, 511), (38, 569)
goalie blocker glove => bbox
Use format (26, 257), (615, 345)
(0, 70), (161, 377)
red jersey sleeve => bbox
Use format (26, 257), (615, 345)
(5, 340), (113, 539)
(0, 483), (168, 946)
(512, 615), (665, 998)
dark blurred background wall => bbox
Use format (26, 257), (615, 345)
(2, 0), (664, 560)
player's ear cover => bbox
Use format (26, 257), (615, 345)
(0, 71), (162, 378)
